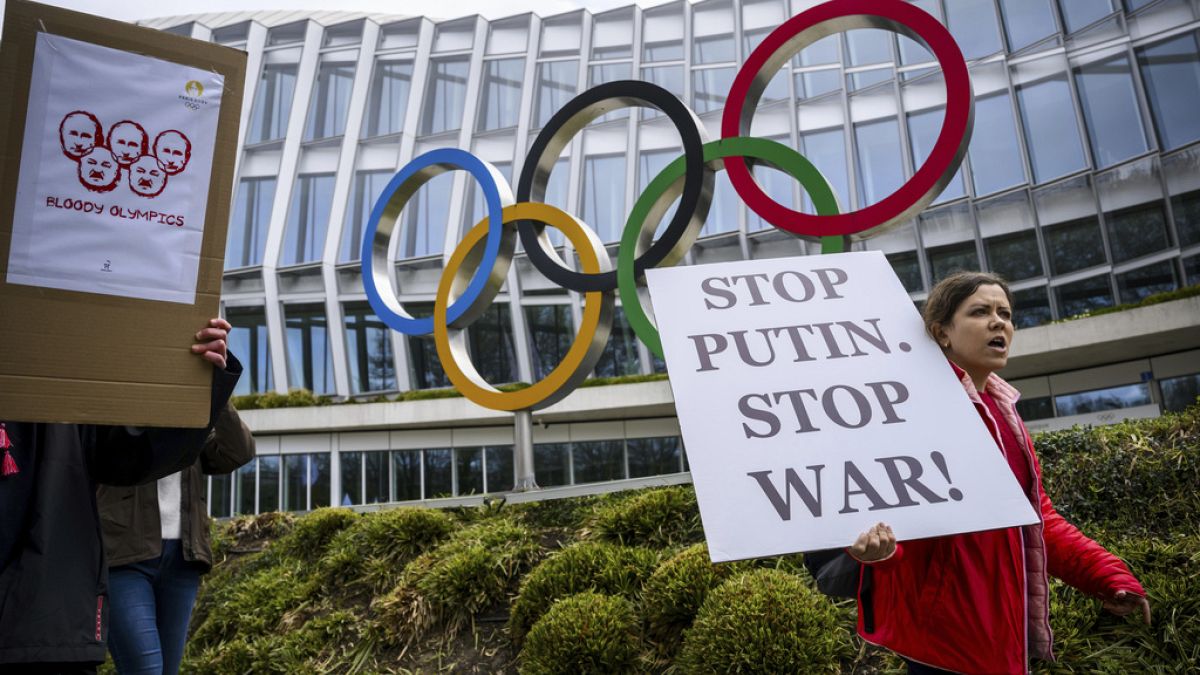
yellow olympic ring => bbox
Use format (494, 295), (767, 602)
(433, 202), (614, 411)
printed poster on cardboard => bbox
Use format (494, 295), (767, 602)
(8, 32), (223, 304)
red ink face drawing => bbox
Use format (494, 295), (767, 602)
(78, 147), (120, 193)
(59, 111), (103, 160)
(129, 155), (168, 198)
(108, 121), (149, 166)
(153, 130), (191, 175)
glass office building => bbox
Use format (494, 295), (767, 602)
(142, 0), (1200, 515)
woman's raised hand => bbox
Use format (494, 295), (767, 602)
(848, 522), (897, 563)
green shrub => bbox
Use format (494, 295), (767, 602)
(272, 507), (359, 563)
(317, 507), (456, 592)
(519, 592), (642, 675)
(508, 541), (662, 643)
(587, 485), (703, 548)
(190, 556), (318, 646)
(641, 543), (751, 654)
(676, 568), (849, 673)
(1036, 406), (1200, 535)
(375, 518), (542, 642)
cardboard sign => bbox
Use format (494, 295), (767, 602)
(0, 0), (246, 426)
(646, 251), (1039, 562)
(9, 34), (223, 304)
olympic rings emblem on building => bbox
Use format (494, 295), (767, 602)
(362, 0), (973, 413)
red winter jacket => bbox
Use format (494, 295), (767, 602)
(853, 363), (1144, 674)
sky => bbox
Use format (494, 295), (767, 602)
(0, 0), (675, 36)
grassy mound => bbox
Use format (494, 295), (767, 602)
(586, 485), (703, 548)
(676, 568), (850, 673)
(519, 592), (642, 675)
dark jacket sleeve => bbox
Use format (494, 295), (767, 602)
(200, 402), (255, 475)
(92, 355), (243, 486)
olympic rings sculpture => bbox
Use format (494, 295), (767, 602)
(362, 0), (973, 412)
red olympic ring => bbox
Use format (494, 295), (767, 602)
(722, 0), (973, 238)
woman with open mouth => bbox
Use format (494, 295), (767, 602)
(844, 271), (1150, 675)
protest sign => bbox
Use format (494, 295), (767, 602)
(0, 0), (246, 426)
(645, 251), (1039, 562)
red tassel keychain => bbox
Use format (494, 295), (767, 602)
(1, 423), (17, 477)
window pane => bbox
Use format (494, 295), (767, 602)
(845, 29), (892, 66)
(305, 63), (355, 140)
(466, 303), (518, 385)
(1074, 55), (1149, 169)
(592, 9), (632, 60)
(855, 118), (906, 208)
(594, 306), (641, 377)
(1043, 217), (1105, 275)
(1013, 286), (1052, 328)
(209, 473), (232, 518)
(582, 155), (626, 243)
(928, 242), (980, 283)
(1016, 396), (1054, 421)
(641, 65), (685, 120)
(341, 170), (392, 263)
(462, 162), (512, 230)
(589, 63), (632, 121)
(540, 15), (581, 57)
(1161, 373), (1200, 413)
(379, 21), (419, 50)
(1054, 274), (1113, 318)
(888, 251), (923, 293)
(420, 57), (470, 135)
(908, 108), (965, 203)
(282, 174), (334, 266)
(944, 0), (1002, 60)
(226, 178), (276, 269)
(478, 58), (525, 131)
(802, 128), (850, 213)
(283, 455), (307, 511)
(259, 456), (279, 513)
(425, 448), (453, 498)
(797, 35), (840, 67)
(1165, 148), (1200, 248)
(627, 436), (682, 478)
(703, 172), (739, 237)
(526, 304), (573, 381)
(1116, 261), (1178, 304)
(572, 440), (625, 484)
(486, 446), (514, 493)
(795, 69), (841, 99)
(999, 0), (1057, 52)
(310, 453), (331, 509)
(1016, 76), (1087, 183)
(1105, 202), (1170, 264)
(1057, 0), (1116, 34)
(692, 67), (735, 114)
(1186, 255), (1200, 287)
(405, 303), (450, 389)
(456, 447), (484, 496)
(970, 94), (1026, 195)
(533, 60), (578, 128)
(986, 230), (1043, 281)
(344, 302), (396, 393)
(534, 443), (570, 488)
(749, 163), (799, 231)
(392, 450), (422, 502)
(643, 5), (683, 62)
(365, 60), (412, 138)
(340, 450), (362, 506)
(236, 461), (256, 515)
(226, 306), (273, 396)
(249, 64), (297, 143)
(365, 450), (389, 505)
(1055, 382), (1151, 417)
(693, 1), (735, 64)
(284, 304), (335, 394)
(1137, 32), (1200, 151)
(403, 172), (452, 258)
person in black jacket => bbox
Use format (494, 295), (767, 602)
(0, 318), (240, 674)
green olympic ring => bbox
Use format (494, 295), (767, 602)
(618, 136), (842, 358)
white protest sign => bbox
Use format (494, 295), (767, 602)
(645, 251), (1039, 562)
(8, 33), (223, 304)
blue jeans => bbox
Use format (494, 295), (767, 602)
(106, 540), (203, 675)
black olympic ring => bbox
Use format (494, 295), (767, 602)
(516, 80), (714, 293)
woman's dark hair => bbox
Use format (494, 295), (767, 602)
(922, 271), (1013, 339)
